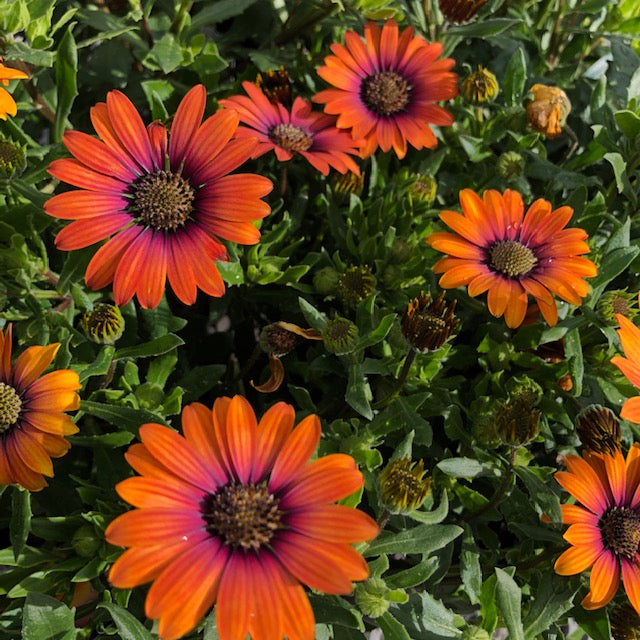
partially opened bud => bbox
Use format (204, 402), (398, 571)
(526, 84), (571, 139)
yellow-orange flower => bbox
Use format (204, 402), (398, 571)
(553, 446), (640, 614)
(0, 58), (28, 120)
(106, 395), (378, 640)
(0, 325), (81, 491)
(313, 19), (457, 159)
(427, 188), (597, 328)
(612, 315), (640, 423)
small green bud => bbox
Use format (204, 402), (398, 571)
(389, 237), (413, 264)
(461, 66), (498, 103)
(81, 303), (125, 344)
(322, 317), (359, 355)
(460, 626), (491, 640)
(498, 151), (525, 181)
(379, 457), (431, 513)
(313, 266), (340, 296)
(354, 578), (391, 618)
(0, 137), (26, 179)
(72, 525), (102, 558)
(597, 289), (638, 325)
(337, 265), (376, 306)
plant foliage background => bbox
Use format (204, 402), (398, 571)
(1, 0), (640, 638)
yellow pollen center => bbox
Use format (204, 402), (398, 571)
(490, 240), (537, 277)
(201, 481), (283, 550)
(600, 506), (640, 558)
(0, 382), (21, 433)
(130, 170), (195, 231)
(361, 71), (412, 116)
(269, 123), (313, 152)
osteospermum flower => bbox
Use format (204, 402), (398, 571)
(313, 19), (458, 159)
(105, 395), (378, 640)
(44, 85), (273, 309)
(611, 314), (640, 423)
(0, 58), (28, 120)
(553, 446), (640, 614)
(427, 188), (597, 328)
(0, 325), (81, 491)
(219, 82), (362, 176)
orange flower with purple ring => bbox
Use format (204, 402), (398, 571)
(105, 395), (379, 640)
(313, 19), (458, 159)
(553, 446), (640, 615)
(0, 325), (81, 491)
(427, 188), (597, 328)
(44, 85), (273, 309)
(220, 82), (362, 176)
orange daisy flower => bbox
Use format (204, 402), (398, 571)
(611, 314), (640, 423)
(312, 19), (458, 159)
(0, 325), (81, 491)
(553, 446), (640, 614)
(105, 395), (378, 640)
(427, 188), (597, 328)
(44, 85), (273, 309)
(0, 58), (28, 120)
(220, 82), (362, 176)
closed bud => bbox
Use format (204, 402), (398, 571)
(322, 317), (359, 355)
(379, 456), (431, 513)
(0, 136), (26, 179)
(498, 151), (525, 181)
(332, 171), (364, 200)
(437, 0), (486, 23)
(337, 265), (376, 306)
(255, 66), (292, 107)
(461, 66), (498, 104)
(81, 303), (125, 344)
(401, 291), (458, 353)
(598, 289), (638, 325)
(313, 266), (340, 296)
(576, 405), (621, 455)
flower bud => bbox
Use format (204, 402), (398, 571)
(255, 66), (292, 107)
(438, 0), (486, 23)
(322, 317), (359, 355)
(461, 66), (498, 104)
(526, 84), (571, 139)
(337, 265), (376, 306)
(379, 456), (431, 514)
(576, 405), (621, 455)
(0, 136), (26, 179)
(81, 303), (125, 344)
(401, 292), (458, 353)
(497, 151), (525, 181)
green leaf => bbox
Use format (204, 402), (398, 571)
(309, 596), (363, 629)
(114, 334), (184, 359)
(573, 606), (611, 640)
(22, 592), (77, 640)
(604, 152), (635, 201)
(378, 612), (412, 640)
(217, 260), (245, 286)
(54, 24), (78, 141)
(394, 592), (462, 638)
(10, 487), (31, 562)
(77, 346), (115, 384)
(523, 573), (578, 640)
(408, 490), (449, 524)
(190, 0), (260, 30)
(503, 47), (527, 106)
(564, 328), (583, 396)
(149, 33), (183, 73)
(298, 297), (327, 331)
(365, 523), (462, 557)
(495, 568), (524, 640)
(346, 362), (373, 420)
(515, 466), (561, 523)
(615, 109), (640, 138)
(80, 400), (168, 432)
(437, 457), (484, 478)
(68, 431), (135, 447)
(589, 246), (640, 303)
(98, 602), (154, 640)
(460, 525), (482, 604)
(356, 313), (396, 350)
(385, 555), (439, 589)
(445, 18), (519, 37)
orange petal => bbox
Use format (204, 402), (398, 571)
(251, 402), (295, 483)
(269, 414), (321, 492)
(563, 523), (602, 547)
(622, 558), (640, 616)
(554, 545), (602, 576)
(105, 508), (205, 547)
(169, 85), (207, 171)
(115, 476), (203, 510)
(286, 505), (379, 543)
(582, 558), (620, 609)
(215, 551), (253, 640)
(589, 551), (619, 604)
(621, 397), (640, 425)
(224, 395), (258, 484)
(148, 538), (228, 640)
(11, 344), (59, 390)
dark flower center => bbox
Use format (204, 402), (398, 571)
(600, 506), (640, 559)
(613, 295), (632, 317)
(269, 123), (313, 152)
(201, 481), (283, 550)
(0, 382), (21, 433)
(489, 240), (537, 277)
(361, 71), (412, 116)
(130, 170), (195, 231)
(401, 292), (458, 353)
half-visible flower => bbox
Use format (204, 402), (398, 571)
(106, 395), (379, 640)
(44, 85), (273, 309)
(220, 82), (361, 176)
(427, 188), (597, 328)
(612, 315), (640, 423)
(0, 325), (81, 491)
(553, 446), (640, 614)
(313, 19), (458, 159)
(0, 58), (28, 120)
